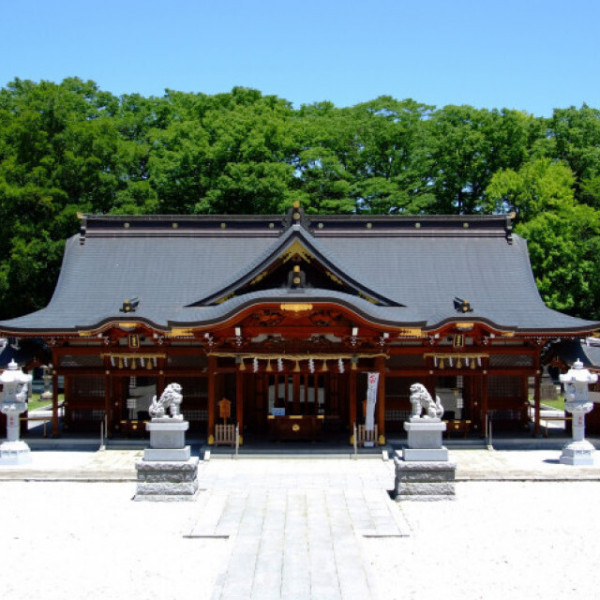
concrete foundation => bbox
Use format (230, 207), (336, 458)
(393, 456), (456, 501)
(560, 439), (596, 466)
(134, 457), (200, 501)
(0, 440), (32, 465)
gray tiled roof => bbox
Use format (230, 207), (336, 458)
(0, 213), (597, 334)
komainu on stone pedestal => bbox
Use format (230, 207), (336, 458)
(134, 382), (200, 501)
(395, 382), (455, 500)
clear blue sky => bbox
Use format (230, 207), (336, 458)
(1, 0), (598, 116)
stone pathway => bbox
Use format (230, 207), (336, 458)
(184, 459), (406, 599)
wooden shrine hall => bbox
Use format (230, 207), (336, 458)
(0, 204), (598, 445)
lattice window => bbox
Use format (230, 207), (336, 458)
(59, 354), (104, 368)
(489, 354), (533, 368)
(387, 354), (426, 368)
(167, 354), (208, 369)
(71, 377), (105, 397)
(488, 376), (522, 398)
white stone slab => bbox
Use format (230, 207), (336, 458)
(403, 447), (449, 462)
(404, 419), (447, 449)
(143, 446), (191, 462)
(146, 419), (189, 449)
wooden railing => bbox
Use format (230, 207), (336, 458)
(214, 423), (237, 447)
(356, 424), (378, 447)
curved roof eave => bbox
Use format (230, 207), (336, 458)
(169, 288), (422, 330)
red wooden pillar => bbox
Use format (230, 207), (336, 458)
(51, 370), (60, 437)
(533, 358), (542, 437)
(376, 355), (386, 445)
(104, 370), (112, 437)
(156, 358), (166, 396)
(481, 370), (489, 438)
(236, 368), (244, 445)
(207, 355), (217, 445)
(348, 364), (357, 445)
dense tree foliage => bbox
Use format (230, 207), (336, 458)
(0, 78), (599, 319)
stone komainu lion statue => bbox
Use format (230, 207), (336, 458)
(409, 383), (444, 420)
(149, 383), (183, 420)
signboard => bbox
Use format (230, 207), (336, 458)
(218, 398), (231, 420)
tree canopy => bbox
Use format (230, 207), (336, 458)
(0, 78), (599, 319)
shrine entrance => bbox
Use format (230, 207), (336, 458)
(240, 371), (351, 443)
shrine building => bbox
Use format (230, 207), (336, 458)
(0, 204), (598, 445)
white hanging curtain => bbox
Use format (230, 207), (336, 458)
(365, 372), (379, 431)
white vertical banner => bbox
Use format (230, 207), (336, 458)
(365, 372), (379, 431)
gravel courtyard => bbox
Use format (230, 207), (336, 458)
(1, 455), (599, 599)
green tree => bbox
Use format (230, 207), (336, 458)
(517, 205), (600, 319)
(486, 157), (600, 318)
(485, 158), (576, 222)
(549, 105), (600, 207)
(426, 106), (538, 214)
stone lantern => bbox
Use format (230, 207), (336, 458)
(41, 364), (53, 402)
(559, 359), (598, 465)
(0, 359), (32, 464)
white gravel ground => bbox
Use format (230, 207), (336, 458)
(368, 481), (600, 600)
(2, 479), (599, 600)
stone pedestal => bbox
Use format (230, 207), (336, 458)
(0, 439), (32, 465)
(403, 419), (448, 462)
(135, 418), (199, 501)
(144, 420), (191, 461)
(395, 417), (455, 500)
(393, 457), (456, 501)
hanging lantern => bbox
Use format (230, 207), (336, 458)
(320, 360), (328, 372)
(294, 360), (301, 372)
(439, 358), (445, 369)
(266, 359), (273, 372)
(456, 358), (462, 369)
(351, 357), (357, 370)
(239, 358), (246, 371)
(118, 357), (124, 369)
(147, 358), (153, 370)
(131, 358), (137, 370)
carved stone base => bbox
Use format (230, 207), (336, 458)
(0, 440), (32, 465)
(134, 457), (200, 501)
(560, 439), (596, 466)
(393, 456), (456, 501)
